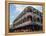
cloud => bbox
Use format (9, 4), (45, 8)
(14, 4), (26, 12)
(31, 5), (42, 12)
(14, 4), (42, 12)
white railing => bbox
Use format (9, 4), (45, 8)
(15, 21), (31, 28)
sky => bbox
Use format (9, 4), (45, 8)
(10, 4), (42, 25)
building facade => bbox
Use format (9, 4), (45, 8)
(10, 6), (43, 32)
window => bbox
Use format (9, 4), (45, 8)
(27, 15), (32, 21)
(41, 17), (43, 24)
(33, 10), (37, 14)
(33, 10), (39, 15)
(29, 16), (32, 21)
(37, 18), (40, 22)
(24, 18), (26, 22)
(26, 7), (32, 12)
(27, 16), (29, 21)
(23, 19), (25, 23)
(33, 16), (37, 22)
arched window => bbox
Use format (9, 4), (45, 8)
(29, 16), (32, 21)
(34, 16), (41, 24)
(37, 17), (40, 22)
(27, 15), (32, 21)
(33, 16), (37, 22)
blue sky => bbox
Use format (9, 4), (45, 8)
(10, 4), (42, 25)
